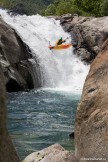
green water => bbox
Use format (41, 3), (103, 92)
(7, 88), (80, 160)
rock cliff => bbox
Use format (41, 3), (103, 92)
(75, 39), (108, 162)
(60, 14), (108, 63)
(59, 14), (108, 161)
(0, 66), (21, 162)
(0, 16), (41, 92)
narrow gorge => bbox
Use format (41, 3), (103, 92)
(0, 9), (108, 162)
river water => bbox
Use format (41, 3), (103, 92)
(8, 89), (80, 159)
(0, 9), (89, 160)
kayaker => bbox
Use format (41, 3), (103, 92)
(49, 37), (66, 50)
(48, 37), (70, 50)
(56, 37), (66, 45)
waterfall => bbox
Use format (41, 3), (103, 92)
(0, 9), (89, 93)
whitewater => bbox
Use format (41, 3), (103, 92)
(0, 9), (91, 159)
(0, 9), (89, 93)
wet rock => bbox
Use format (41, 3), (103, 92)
(59, 15), (108, 63)
(23, 144), (77, 162)
(76, 48), (93, 63)
(75, 39), (108, 162)
(0, 66), (21, 162)
(0, 16), (41, 91)
(60, 14), (73, 24)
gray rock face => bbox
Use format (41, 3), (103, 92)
(75, 39), (108, 162)
(60, 15), (108, 63)
(23, 144), (77, 162)
(0, 17), (41, 92)
(0, 66), (21, 162)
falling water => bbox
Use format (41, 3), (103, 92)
(0, 9), (90, 159)
(0, 9), (89, 93)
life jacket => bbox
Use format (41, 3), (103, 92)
(56, 38), (63, 45)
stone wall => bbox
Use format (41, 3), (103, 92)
(0, 66), (21, 162)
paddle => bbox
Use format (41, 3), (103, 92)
(64, 36), (71, 42)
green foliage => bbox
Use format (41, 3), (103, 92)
(45, 0), (108, 17)
(45, 0), (73, 16)
(45, 4), (56, 16)
(100, 0), (108, 16)
(1, 0), (108, 16)
(0, 0), (55, 15)
(73, 0), (103, 16)
(56, 0), (72, 15)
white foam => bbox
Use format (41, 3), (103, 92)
(0, 9), (89, 93)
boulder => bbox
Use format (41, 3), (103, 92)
(0, 66), (21, 162)
(0, 16), (41, 91)
(23, 144), (77, 162)
(75, 39), (108, 162)
(60, 15), (108, 63)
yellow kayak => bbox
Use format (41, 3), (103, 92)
(48, 44), (72, 50)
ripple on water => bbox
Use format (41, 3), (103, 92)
(7, 89), (80, 159)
